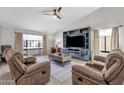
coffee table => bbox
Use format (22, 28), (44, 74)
(49, 53), (71, 66)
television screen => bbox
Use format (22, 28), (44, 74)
(67, 36), (85, 48)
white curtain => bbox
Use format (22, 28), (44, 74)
(110, 27), (119, 50)
(93, 29), (100, 55)
(42, 35), (48, 55)
(15, 32), (23, 52)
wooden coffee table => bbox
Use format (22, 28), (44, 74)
(49, 53), (71, 66)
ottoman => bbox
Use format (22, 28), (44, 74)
(49, 53), (71, 66)
(24, 55), (36, 63)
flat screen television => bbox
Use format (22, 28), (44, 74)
(66, 36), (85, 48)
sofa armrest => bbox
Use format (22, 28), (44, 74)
(72, 65), (105, 82)
(86, 63), (104, 71)
(24, 55), (36, 63)
(17, 61), (50, 84)
(25, 61), (50, 75)
(94, 55), (105, 62)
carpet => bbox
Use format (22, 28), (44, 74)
(50, 62), (72, 82)
(0, 72), (15, 85)
(37, 55), (72, 82)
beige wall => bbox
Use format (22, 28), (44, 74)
(0, 27), (15, 48)
(0, 27), (1, 44)
(0, 26), (54, 54)
(54, 7), (124, 51)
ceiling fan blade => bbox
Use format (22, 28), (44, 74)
(56, 14), (62, 19)
(58, 7), (62, 12)
(43, 13), (53, 15)
(42, 10), (54, 15)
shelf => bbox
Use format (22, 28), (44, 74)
(63, 27), (91, 61)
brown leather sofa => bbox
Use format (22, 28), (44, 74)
(72, 49), (124, 85)
(4, 48), (50, 85)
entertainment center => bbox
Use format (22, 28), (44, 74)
(62, 27), (91, 61)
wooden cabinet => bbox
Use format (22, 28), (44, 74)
(51, 47), (61, 53)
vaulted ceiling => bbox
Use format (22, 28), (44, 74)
(0, 7), (100, 34)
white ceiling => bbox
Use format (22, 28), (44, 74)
(0, 7), (100, 34)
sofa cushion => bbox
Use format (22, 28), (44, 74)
(94, 55), (105, 62)
(24, 55), (36, 63)
(93, 60), (105, 67)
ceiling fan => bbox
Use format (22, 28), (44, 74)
(42, 7), (62, 19)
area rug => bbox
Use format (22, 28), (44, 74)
(37, 55), (72, 82)
(50, 62), (72, 82)
(0, 72), (15, 85)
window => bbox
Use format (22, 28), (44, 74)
(99, 28), (112, 53)
(23, 34), (43, 50)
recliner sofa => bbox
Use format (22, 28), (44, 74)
(72, 49), (124, 85)
(4, 48), (50, 85)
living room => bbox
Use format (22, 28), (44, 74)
(0, 7), (124, 86)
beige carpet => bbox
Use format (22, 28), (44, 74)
(50, 62), (72, 82)
(0, 72), (15, 85)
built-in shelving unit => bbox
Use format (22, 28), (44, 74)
(62, 27), (91, 61)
